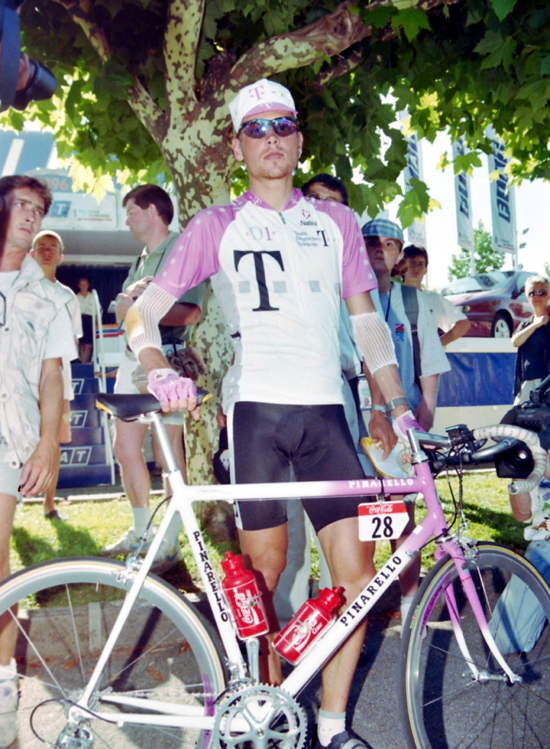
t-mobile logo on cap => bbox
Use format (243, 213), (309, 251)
(249, 82), (266, 101)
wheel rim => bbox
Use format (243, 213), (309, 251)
(0, 558), (225, 749)
(402, 547), (550, 749)
(493, 317), (511, 337)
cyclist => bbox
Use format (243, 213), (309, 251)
(125, 79), (421, 749)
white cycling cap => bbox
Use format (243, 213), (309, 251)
(229, 79), (297, 132)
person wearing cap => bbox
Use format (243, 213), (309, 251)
(362, 219), (450, 434)
(30, 229), (82, 521)
(125, 78), (421, 749)
(362, 218), (450, 627)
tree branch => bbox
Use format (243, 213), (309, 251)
(127, 75), (167, 141)
(164, 0), (205, 113)
(55, 0), (111, 64)
(315, 49), (364, 90)
(230, 0), (461, 90)
(55, 0), (166, 144)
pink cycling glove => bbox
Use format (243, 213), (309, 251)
(394, 409), (424, 445)
(147, 368), (197, 406)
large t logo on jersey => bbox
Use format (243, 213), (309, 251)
(234, 249), (285, 311)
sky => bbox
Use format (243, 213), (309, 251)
(366, 131), (550, 290)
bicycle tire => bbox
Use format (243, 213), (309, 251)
(0, 556), (227, 749)
(399, 542), (550, 749)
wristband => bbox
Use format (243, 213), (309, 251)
(385, 396), (409, 415)
(149, 368), (176, 381)
(371, 404), (387, 413)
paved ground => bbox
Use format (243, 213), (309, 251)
(299, 584), (408, 749)
(10, 576), (408, 749)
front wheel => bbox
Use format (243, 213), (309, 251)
(400, 542), (550, 749)
(0, 557), (227, 748)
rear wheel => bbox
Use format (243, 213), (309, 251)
(491, 312), (512, 337)
(400, 543), (550, 749)
(0, 557), (226, 749)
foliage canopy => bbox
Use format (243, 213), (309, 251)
(2, 0), (548, 225)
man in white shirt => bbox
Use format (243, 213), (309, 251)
(30, 229), (82, 520)
(402, 244), (471, 345)
(0, 175), (76, 747)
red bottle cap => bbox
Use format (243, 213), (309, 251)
(317, 587), (344, 614)
(221, 551), (244, 575)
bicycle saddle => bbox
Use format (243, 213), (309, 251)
(96, 393), (161, 420)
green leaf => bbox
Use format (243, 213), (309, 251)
(362, 6), (396, 31)
(475, 31), (517, 71)
(474, 30), (505, 56)
(489, 0), (518, 22)
(530, 9), (550, 29)
(391, 8), (431, 43)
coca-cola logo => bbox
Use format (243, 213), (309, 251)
(288, 622), (309, 650)
(234, 589), (260, 626)
(287, 618), (324, 653)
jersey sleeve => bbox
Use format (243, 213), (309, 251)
(153, 208), (229, 299)
(333, 206), (377, 299)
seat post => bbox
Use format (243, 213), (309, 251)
(150, 411), (178, 473)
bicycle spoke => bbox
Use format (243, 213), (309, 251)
(0, 559), (226, 749)
(401, 545), (550, 749)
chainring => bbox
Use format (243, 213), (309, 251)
(213, 684), (307, 749)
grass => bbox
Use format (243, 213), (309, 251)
(10, 471), (526, 609)
(370, 471), (527, 574)
(10, 496), (238, 607)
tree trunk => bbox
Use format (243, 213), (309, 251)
(158, 106), (236, 538)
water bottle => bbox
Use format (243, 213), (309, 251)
(273, 587), (344, 664)
(220, 551), (269, 639)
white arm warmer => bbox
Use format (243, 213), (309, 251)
(350, 310), (398, 374)
(127, 283), (178, 357)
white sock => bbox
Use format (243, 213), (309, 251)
(132, 507), (153, 539)
(164, 514), (182, 547)
(318, 710), (346, 747)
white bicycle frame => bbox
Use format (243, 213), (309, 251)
(70, 411), (542, 730)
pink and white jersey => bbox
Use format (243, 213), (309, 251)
(155, 189), (377, 408)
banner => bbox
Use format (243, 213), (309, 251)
(403, 129), (427, 247)
(486, 126), (516, 254)
(451, 137), (474, 252)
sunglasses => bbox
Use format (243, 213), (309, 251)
(238, 117), (300, 139)
(528, 289), (549, 297)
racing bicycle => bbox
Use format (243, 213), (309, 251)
(1, 386), (550, 749)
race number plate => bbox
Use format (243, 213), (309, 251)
(358, 501), (409, 541)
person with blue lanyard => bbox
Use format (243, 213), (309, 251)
(362, 217), (450, 627)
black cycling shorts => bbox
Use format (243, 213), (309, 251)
(231, 401), (368, 533)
